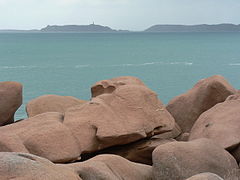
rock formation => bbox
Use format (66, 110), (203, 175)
(0, 75), (239, 180)
(166, 75), (236, 132)
(189, 93), (240, 162)
(0, 76), (176, 163)
(64, 76), (176, 154)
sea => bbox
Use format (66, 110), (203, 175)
(0, 32), (240, 120)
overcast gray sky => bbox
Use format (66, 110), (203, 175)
(0, 0), (240, 31)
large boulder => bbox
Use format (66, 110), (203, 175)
(64, 76), (175, 153)
(185, 173), (224, 180)
(0, 152), (81, 180)
(166, 75), (236, 132)
(0, 81), (22, 125)
(152, 138), (238, 180)
(66, 154), (152, 180)
(0, 112), (81, 163)
(189, 97), (240, 162)
(26, 94), (86, 117)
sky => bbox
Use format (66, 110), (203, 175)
(0, 0), (240, 31)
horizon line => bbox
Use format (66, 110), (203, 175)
(0, 23), (240, 31)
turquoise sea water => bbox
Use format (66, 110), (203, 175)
(0, 32), (240, 119)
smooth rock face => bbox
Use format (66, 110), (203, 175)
(152, 138), (238, 180)
(66, 154), (152, 180)
(0, 152), (81, 180)
(64, 76), (175, 153)
(166, 75), (236, 132)
(26, 94), (86, 117)
(186, 173), (224, 180)
(0, 81), (22, 125)
(189, 99), (240, 162)
(0, 113), (81, 163)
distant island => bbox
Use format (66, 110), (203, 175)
(41, 23), (129, 33)
(1, 23), (240, 33)
(145, 24), (240, 32)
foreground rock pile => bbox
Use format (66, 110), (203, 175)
(0, 75), (239, 180)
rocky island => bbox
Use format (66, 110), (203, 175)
(0, 75), (239, 179)
(40, 23), (128, 33)
(145, 23), (240, 32)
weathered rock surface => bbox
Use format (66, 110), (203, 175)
(64, 76), (175, 153)
(152, 138), (238, 180)
(0, 81), (22, 126)
(26, 94), (86, 117)
(0, 112), (81, 163)
(0, 152), (81, 180)
(91, 76), (145, 97)
(189, 98), (240, 162)
(96, 123), (180, 165)
(185, 173), (224, 180)
(166, 75), (236, 132)
(66, 154), (152, 180)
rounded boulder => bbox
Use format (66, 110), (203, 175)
(166, 75), (236, 132)
(26, 94), (86, 117)
(152, 138), (238, 180)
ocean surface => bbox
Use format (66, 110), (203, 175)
(0, 32), (240, 119)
